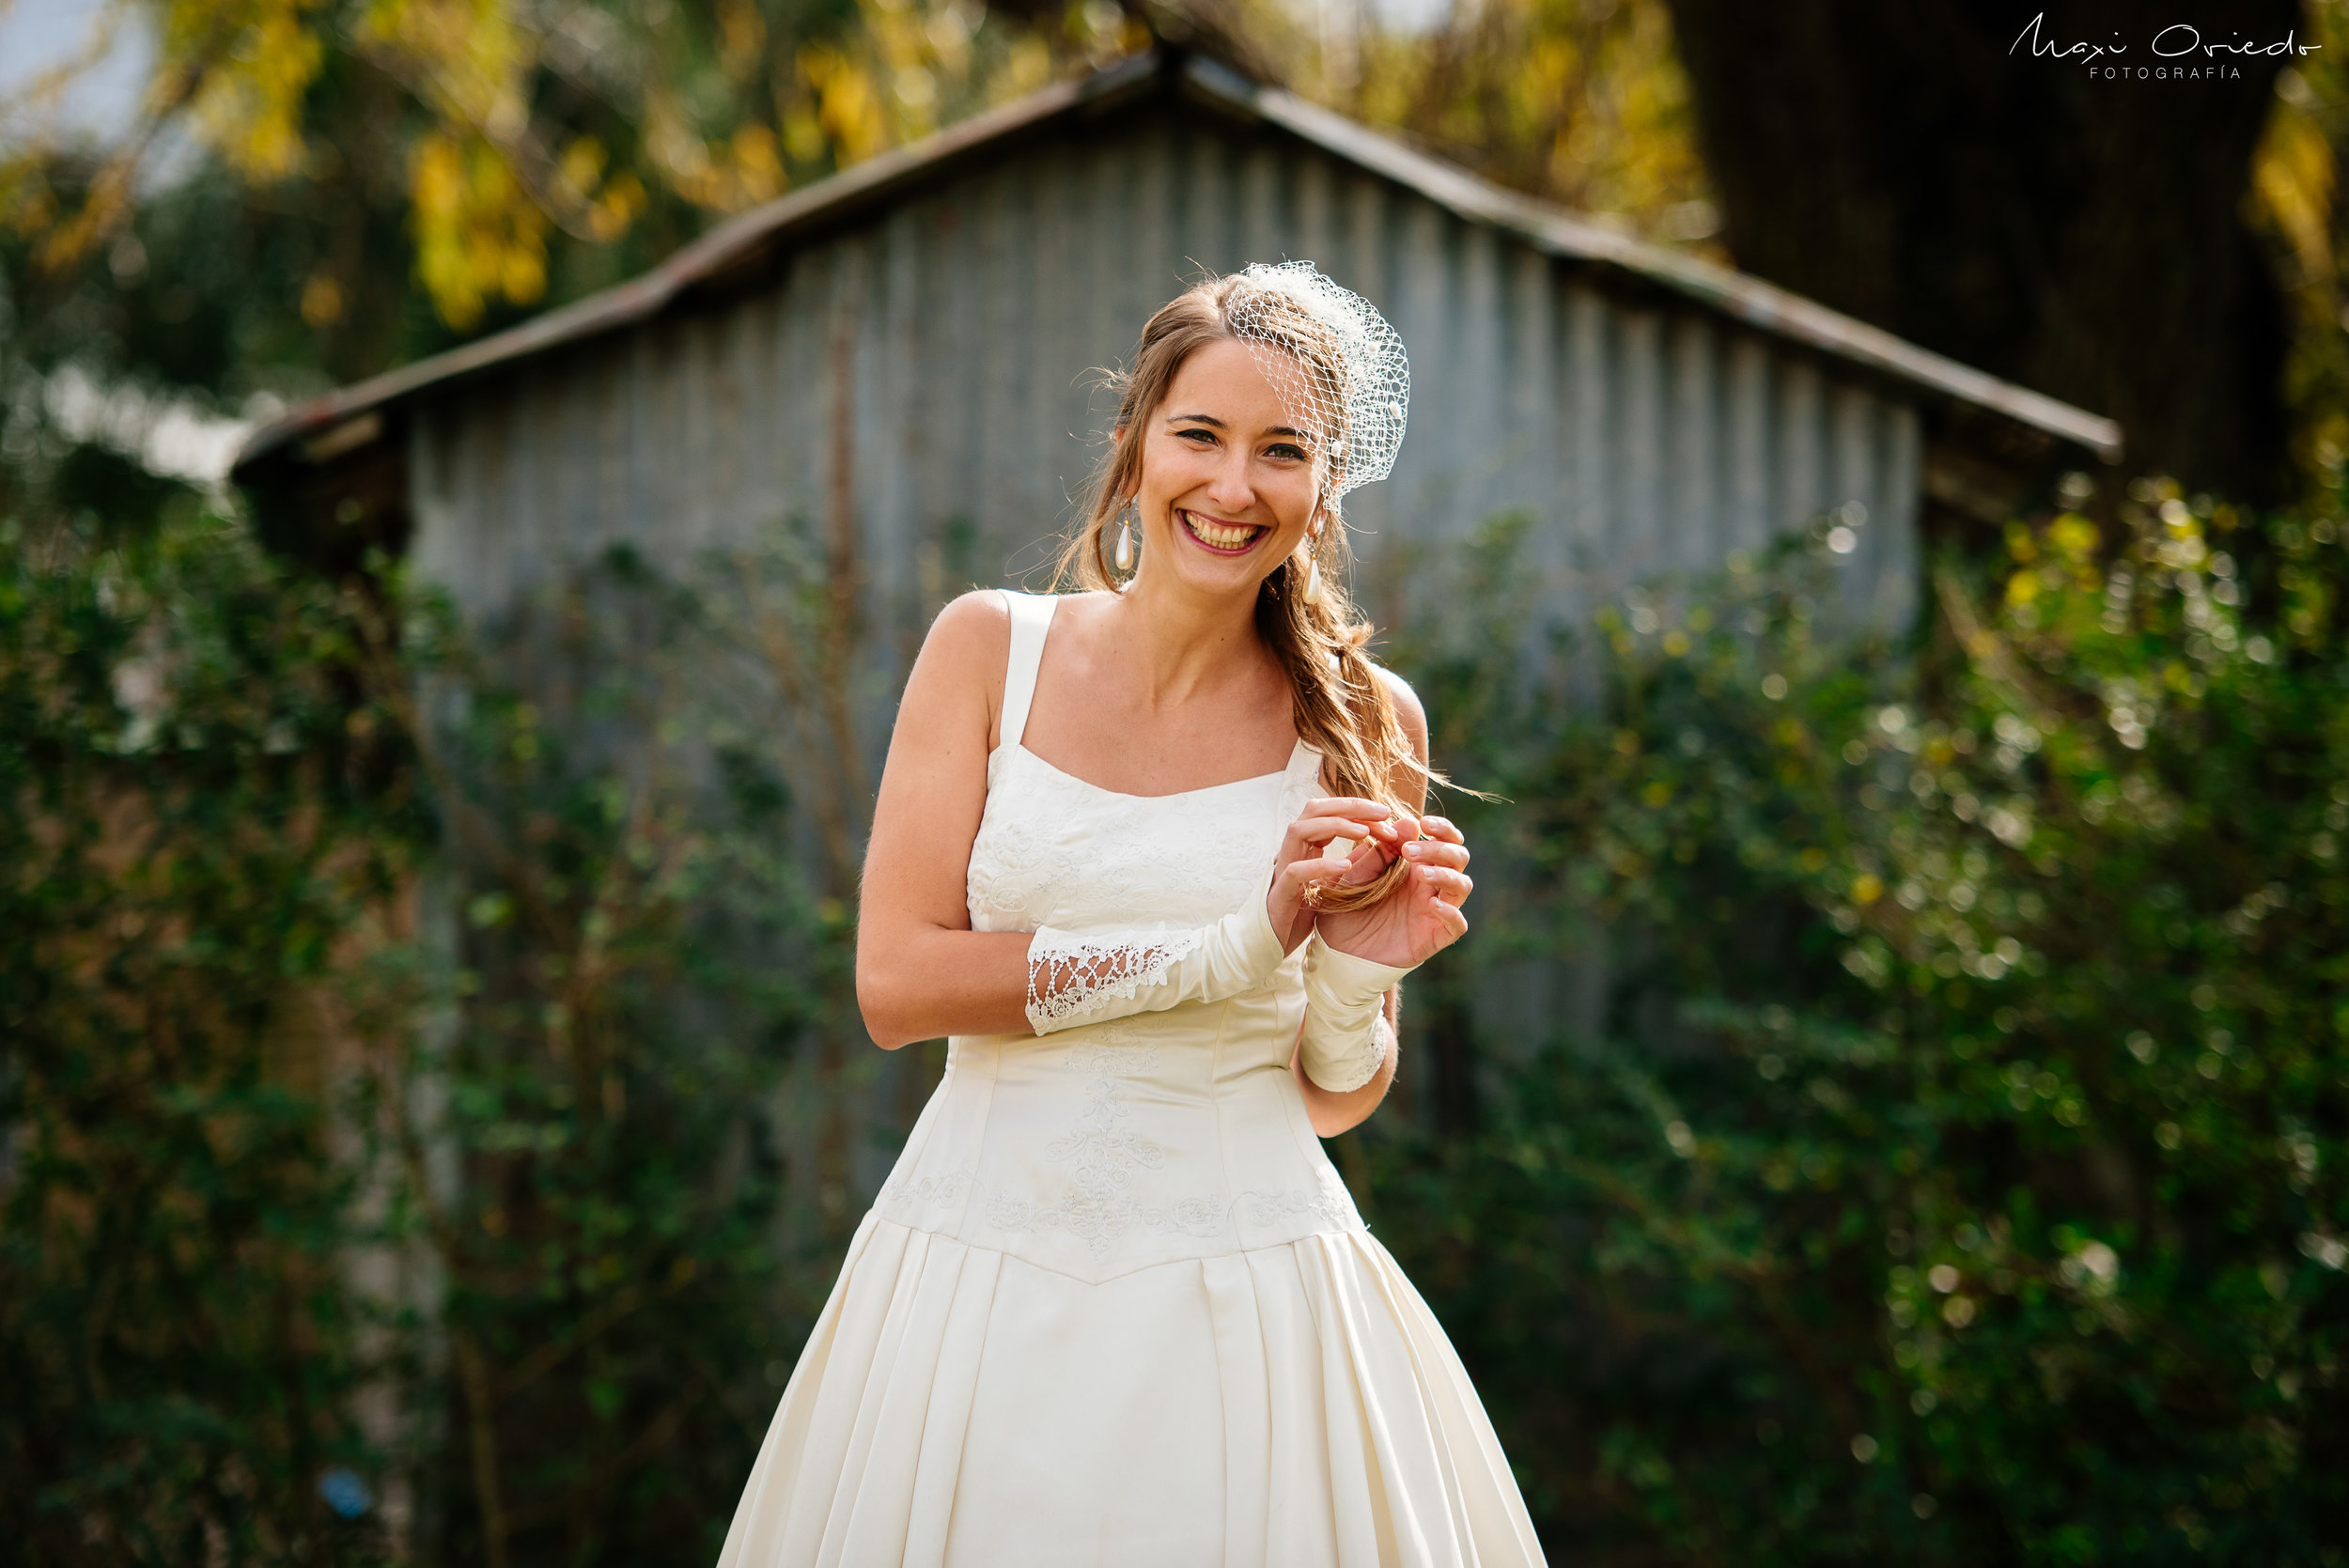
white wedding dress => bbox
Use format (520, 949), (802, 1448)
(717, 591), (1546, 1567)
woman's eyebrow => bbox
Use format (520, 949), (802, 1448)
(1166, 411), (1307, 439)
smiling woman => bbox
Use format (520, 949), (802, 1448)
(714, 266), (1546, 1567)
(1059, 263), (1423, 916)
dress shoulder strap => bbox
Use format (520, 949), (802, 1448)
(995, 590), (1059, 750)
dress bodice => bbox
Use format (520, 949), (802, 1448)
(965, 740), (1315, 937)
(963, 584), (1324, 937)
(873, 591), (1366, 1284)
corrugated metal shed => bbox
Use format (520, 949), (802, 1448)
(232, 47), (2121, 1188)
(238, 47), (2118, 634)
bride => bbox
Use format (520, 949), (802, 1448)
(717, 263), (1545, 1566)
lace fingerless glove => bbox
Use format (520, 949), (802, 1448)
(1297, 935), (1413, 1093)
(1025, 863), (1289, 1034)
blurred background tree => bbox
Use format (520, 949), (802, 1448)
(0, 0), (1109, 430)
(1661, 0), (2306, 505)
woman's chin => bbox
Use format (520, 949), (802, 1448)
(1153, 555), (1275, 600)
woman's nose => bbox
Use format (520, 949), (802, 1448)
(1203, 447), (1257, 510)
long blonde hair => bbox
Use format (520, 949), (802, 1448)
(1055, 272), (1430, 910)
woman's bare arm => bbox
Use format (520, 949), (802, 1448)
(855, 593), (1035, 1048)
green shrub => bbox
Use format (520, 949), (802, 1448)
(382, 540), (844, 1568)
(0, 515), (847, 1568)
(0, 508), (415, 1564)
(1375, 488), (2349, 1562)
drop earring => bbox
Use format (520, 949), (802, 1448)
(1113, 503), (1137, 575)
(1301, 512), (1327, 605)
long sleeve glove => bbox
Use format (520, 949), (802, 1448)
(1025, 862), (1289, 1034)
(1297, 934), (1412, 1093)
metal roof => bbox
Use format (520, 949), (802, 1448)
(232, 47), (2122, 475)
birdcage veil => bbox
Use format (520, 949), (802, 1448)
(1222, 261), (1409, 517)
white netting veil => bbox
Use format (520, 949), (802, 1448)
(1223, 261), (1409, 518)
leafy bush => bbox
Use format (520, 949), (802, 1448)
(379, 540), (848, 1568)
(0, 514), (851, 1568)
(1375, 488), (2349, 1563)
(0, 507), (415, 1563)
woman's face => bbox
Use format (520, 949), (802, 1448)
(1128, 336), (1325, 599)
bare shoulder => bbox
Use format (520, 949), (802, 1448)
(1023, 586), (1117, 640)
(893, 589), (1010, 749)
(1372, 663), (1430, 760)
(923, 587), (1011, 664)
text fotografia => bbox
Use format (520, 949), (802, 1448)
(2012, 12), (2320, 79)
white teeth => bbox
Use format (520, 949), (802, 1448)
(1183, 511), (1260, 550)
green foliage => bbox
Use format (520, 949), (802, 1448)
(0, 506), (417, 1563)
(384, 541), (845, 1567)
(0, 511), (849, 1567)
(1375, 489), (2349, 1562)
(3, 0), (1098, 367)
(1344, 0), (1715, 244)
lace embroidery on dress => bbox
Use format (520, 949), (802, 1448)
(1024, 928), (1206, 1029)
(985, 1032), (1230, 1254)
(1318, 1012), (1394, 1094)
(1238, 1167), (1361, 1232)
(879, 1163), (974, 1219)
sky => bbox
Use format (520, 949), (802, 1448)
(0, 0), (152, 144)
(2, 4), (246, 483)
(1356, 0), (1449, 35)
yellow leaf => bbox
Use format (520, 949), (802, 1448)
(408, 127), (549, 329)
(184, 0), (328, 183)
(2252, 74), (2335, 286)
(2047, 512), (2099, 563)
(300, 272), (345, 326)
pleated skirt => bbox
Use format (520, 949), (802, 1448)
(716, 1215), (1546, 1567)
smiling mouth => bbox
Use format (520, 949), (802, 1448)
(1178, 509), (1268, 554)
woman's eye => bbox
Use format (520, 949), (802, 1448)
(1177, 428), (1216, 445)
(1265, 442), (1308, 462)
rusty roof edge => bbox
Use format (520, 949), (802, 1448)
(231, 52), (1170, 475)
(1189, 57), (2125, 465)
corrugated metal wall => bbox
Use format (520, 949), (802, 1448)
(411, 107), (1920, 637)
(405, 100), (1921, 1203)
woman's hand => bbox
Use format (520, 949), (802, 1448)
(1267, 798), (1413, 952)
(1312, 813), (1471, 969)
